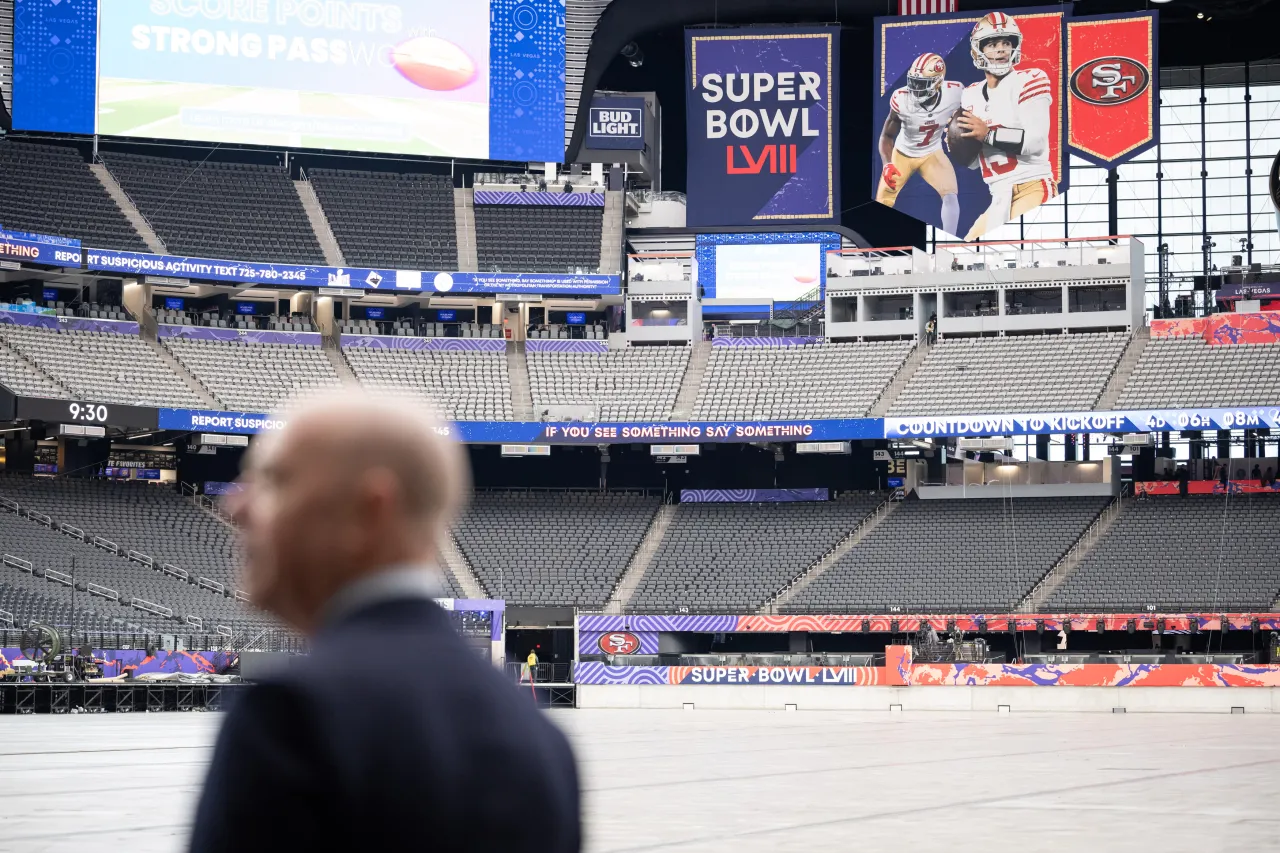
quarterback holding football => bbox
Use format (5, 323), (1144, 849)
(876, 52), (964, 236)
(949, 12), (1058, 240)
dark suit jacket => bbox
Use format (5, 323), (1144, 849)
(190, 599), (580, 852)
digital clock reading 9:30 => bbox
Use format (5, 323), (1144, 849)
(67, 403), (110, 423)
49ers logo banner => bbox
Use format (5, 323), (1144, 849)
(1066, 12), (1159, 166)
(684, 27), (839, 227)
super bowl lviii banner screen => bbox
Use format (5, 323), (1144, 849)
(685, 27), (840, 227)
(873, 8), (1068, 240)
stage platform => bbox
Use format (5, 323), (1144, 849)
(0, 682), (247, 714)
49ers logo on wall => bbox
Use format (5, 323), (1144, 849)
(598, 632), (642, 655)
(1065, 12), (1159, 166)
(1069, 57), (1151, 106)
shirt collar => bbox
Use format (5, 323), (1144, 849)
(321, 565), (446, 629)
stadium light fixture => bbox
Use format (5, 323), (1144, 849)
(621, 41), (645, 68)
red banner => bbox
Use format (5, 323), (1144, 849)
(1066, 12), (1158, 166)
(1136, 479), (1280, 496)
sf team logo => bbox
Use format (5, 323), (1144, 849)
(1069, 57), (1151, 106)
(598, 632), (641, 655)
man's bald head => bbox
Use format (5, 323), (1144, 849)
(232, 389), (470, 633)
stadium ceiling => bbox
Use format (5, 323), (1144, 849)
(566, 0), (1280, 162)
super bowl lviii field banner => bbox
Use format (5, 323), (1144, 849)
(685, 27), (840, 227)
(873, 7), (1068, 239)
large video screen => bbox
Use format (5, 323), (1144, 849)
(12, 0), (564, 161)
(713, 243), (822, 302)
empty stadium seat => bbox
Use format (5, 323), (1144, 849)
(163, 338), (341, 412)
(101, 153), (324, 264)
(1118, 337), (1280, 408)
(344, 346), (514, 421)
(309, 168), (458, 269)
(694, 341), (912, 420)
(452, 492), (660, 607)
(529, 347), (689, 421)
(0, 140), (148, 250)
(474, 204), (602, 273)
(1045, 494), (1280, 611)
(784, 496), (1109, 612)
(630, 493), (885, 611)
(888, 333), (1128, 415)
(0, 480), (268, 633)
(0, 337), (66, 399)
(0, 324), (205, 407)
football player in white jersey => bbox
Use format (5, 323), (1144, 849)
(951, 12), (1058, 240)
(876, 52), (963, 235)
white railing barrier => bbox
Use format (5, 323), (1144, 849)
(234, 589), (250, 602)
(185, 614), (204, 629)
(87, 582), (119, 601)
(199, 577), (225, 594)
(28, 510), (52, 527)
(131, 598), (174, 618)
(92, 536), (119, 554)
(127, 550), (154, 567)
(161, 563), (189, 581)
(1, 497), (19, 513)
(60, 523), (85, 540)
(0, 608), (13, 626)
(45, 569), (73, 586)
(3, 554), (34, 573)
(216, 625), (233, 637)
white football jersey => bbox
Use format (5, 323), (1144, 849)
(960, 67), (1054, 186)
(889, 81), (963, 157)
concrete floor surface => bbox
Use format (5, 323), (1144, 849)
(1, 709), (1276, 852)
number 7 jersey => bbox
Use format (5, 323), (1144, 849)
(889, 81), (964, 157)
(960, 67), (1054, 186)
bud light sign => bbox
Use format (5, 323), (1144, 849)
(586, 96), (646, 150)
(685, 27), (839, 227)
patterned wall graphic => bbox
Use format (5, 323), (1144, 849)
(1, 648), (230, 677)
(574, 662), (884, 685)
(1150, 312), (1280, 345)
(1135, 480), (1280, 496)
(578, 613), (1280, 634)
(525, 340), (609, 354)
(472, 192), (604, 206)
(680, 489), (829, 503)
(911, 662), (1280, 687)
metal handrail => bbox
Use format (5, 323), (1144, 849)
(92, 535), (119, 553)
(0, 608), (13, 626)
(131, 598), (174, 618)
(59, 523), (85, 539)
(127, 550), (154, 567)
(234, 590), (250, 602)
(27, 510), (52, 527)
(199, 577), (226, 594)
(161, 563), (189, 581)
(1, 497), (20, 513)
(3, 554), (34, 572)
(185, 615), (204, 629)
(45, 569), (72, 586)
(87, 583), (119, 601)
